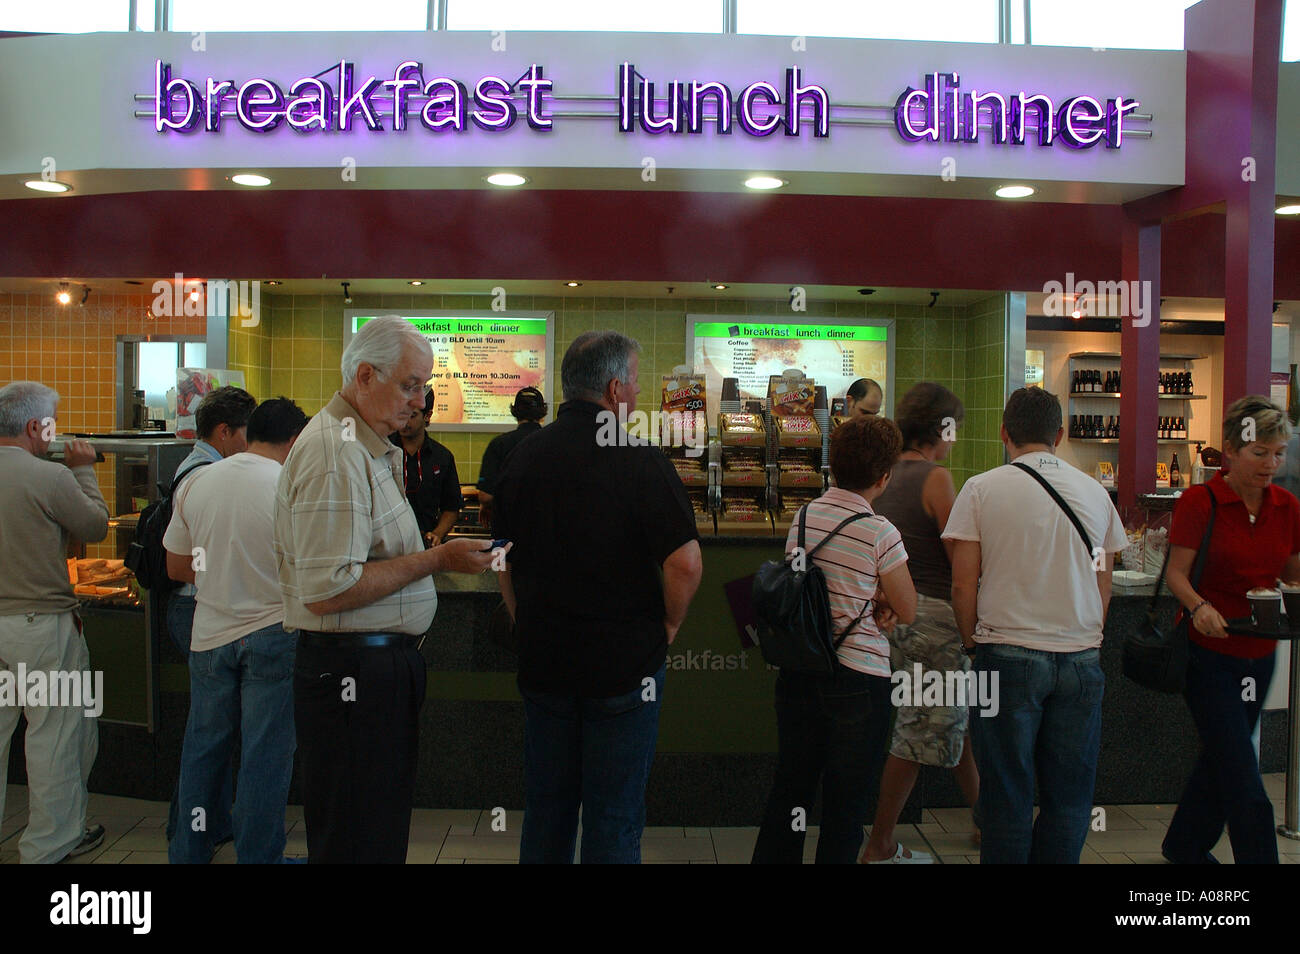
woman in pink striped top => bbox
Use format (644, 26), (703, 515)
(752, 415), (917, 864)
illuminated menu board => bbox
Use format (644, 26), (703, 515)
(347, 312), (554, 431)
(689, 316), (893, 423)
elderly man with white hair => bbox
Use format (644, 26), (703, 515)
(0, 381), (107, 863)
(274, 315), (496, 863)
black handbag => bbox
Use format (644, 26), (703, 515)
(1123, 490), (1217, 694)
(751, 506), (873, 675)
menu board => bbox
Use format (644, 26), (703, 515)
(689, 317), (891, 423)
(347, 312), (553, 431)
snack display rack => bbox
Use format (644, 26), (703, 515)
(659, 371), (714, 531)
(767, 373), (825, 531)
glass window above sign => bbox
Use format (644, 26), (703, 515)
(170, 0), (428, 32)
(739, 0), (998, 44)
(448, 0), (719, 32)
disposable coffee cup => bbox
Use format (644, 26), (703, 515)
(1281, 583), (1300, 631)
(1248, 588), (1282, 632)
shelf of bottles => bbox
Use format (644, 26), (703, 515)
(1067, 352), (1205, 446)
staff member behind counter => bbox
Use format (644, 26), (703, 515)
(476, 386), (547, 528)
(389, 390), (463, 547)
(846, 378), (884, 417)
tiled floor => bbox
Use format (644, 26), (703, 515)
(3, 774), (1297, 863)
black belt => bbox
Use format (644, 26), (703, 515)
(298, 631), (417, 650)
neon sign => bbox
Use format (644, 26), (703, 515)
(894, 72), (1139, 148)
(150, 60), (1142, 148)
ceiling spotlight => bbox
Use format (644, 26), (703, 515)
(712, 283), (728, 290)
(994, 184), (1035, 199)
(341, 281), (352, 305)
(744, 176), (785, 190)
(79, 287), (91, 306)
(1071, 295), (1083, 319)
(231, 173), (271, 187)
(565, 281), (582, 288)
(858, 288), (876, 296)
(1276, 204), (1300, 216)
(264, 280), (282, 286)
(486, 173), (527, 187)
(56, 283), (71, 305)
(408, 280), (424, 286)
(25, 179), (72, 194)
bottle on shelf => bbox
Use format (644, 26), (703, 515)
(1170, 452), (1182, 488)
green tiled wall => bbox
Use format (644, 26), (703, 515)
(233, 292), (1008, 488)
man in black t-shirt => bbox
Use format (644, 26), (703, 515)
(389, 393), (463, 547)
(476, 386), (547, 528)
(493, 331), (703, 864)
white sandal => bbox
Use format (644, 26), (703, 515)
(866, 842), (934, 864)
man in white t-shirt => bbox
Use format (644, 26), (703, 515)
(943, 387), (1127, 864)
(162, 398), (309, 864)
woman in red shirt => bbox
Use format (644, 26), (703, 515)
(1162, 396), (1300, 864)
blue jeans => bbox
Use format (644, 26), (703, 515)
(169, 623), (298, 864)
(1163, 641), (1278, 864)
(752, 664), (893, 864)
(164, 592), (233, 844)
(519, 664), (665, 864)
(971, 643), (1104, 864)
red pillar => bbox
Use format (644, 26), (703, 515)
(1119, 220), (1161, 512)
(1186, 0), (1282, 403)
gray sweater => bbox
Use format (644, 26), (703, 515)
(0, 446), (110, 615)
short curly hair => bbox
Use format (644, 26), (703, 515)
(830, 414), (902, 491)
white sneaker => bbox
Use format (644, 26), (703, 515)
(867, 842), (933, 864)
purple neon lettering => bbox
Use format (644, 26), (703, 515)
(1011, 91), (1055, 145)
(422, 78), (467, 131)
(287, 77), (333, 132)
(963, 89), (1007, 143)
(1056, 95), (1105, 148)
(1105, 97), (1140, 148)
(338, 61), (382, 132)
(385, 61), (423, 131)
(618, 63), (635, 133)
(638, 78), (682, 134)
(687, 80), (732, 134)
(784, 67), (829, 138)
(205, 78), (233, 132)
(154, 60), (203, 133)
(516, 64), (552, 130)
(236, 78), (285, 132)
(738, 82), (781, 136)
(472, 76), (516, 130)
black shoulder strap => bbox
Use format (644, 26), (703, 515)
(169, 458), (214, 497)
(1012, 461), (1093, 555)
(1150, 486), (1216, 612)
(795, 505), (876, 646)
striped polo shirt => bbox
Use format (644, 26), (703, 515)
(784, 487), (908, 677)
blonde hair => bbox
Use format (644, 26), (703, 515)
(1223, 395), (1292, 450)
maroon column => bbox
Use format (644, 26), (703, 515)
(1186, 0), (1282, 403)
(1119, 220), (1162, 512)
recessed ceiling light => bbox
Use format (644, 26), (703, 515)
(231, 173), (271, 187)
(744, 176), (785, 190)
(408, 280), (424, 286)
(56, 283), (71, 305)
(565, 281), (582, 287)
(995, 184), (1035, 199)
(264, 280), (282, 286)
(486, 173), (527, 187)
(25, 179), (71, 193)
(1277, 204), (1300, 216)
(713, 283), (729, 290)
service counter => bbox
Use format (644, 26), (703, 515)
(20, 540), (1288, 828)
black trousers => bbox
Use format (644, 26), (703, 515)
(752, 665), (893, 864)
(293, 638), (427, 863)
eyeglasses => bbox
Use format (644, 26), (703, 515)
(397, 381), (433, 400)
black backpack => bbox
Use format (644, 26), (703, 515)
(751, 506), (874, 674)
(124, 460), (213, 592)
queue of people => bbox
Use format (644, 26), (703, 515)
(0, 326), (1293, 865)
